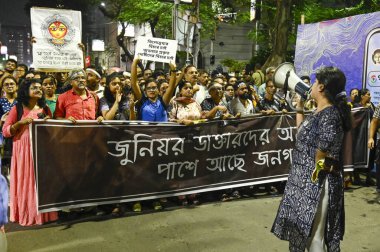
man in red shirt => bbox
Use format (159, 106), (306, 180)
(54, 69), (103, 123)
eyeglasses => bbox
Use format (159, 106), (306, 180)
(146, 86), (158, 91)
(3, 82), (16, 87)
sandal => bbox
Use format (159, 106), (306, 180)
(192, 198), (200, 205)
(178, 196), (188, 206)
(188, 194), (200, 205)
(111, 207), (120, 217)
(152, 201), (163, 211)
(231, 190), (241, 200)
(221, 193), (230, 202)
(133, 202), (142, 212)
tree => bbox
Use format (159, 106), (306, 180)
(262, 0), (292, 69)
(96, 0), (222, 38)
(234, 0), (380, 68)
(302, 0), (380, 24)
(96, 0), (222, 68)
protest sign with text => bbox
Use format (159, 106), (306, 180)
(31, 7), (83, 71)
(134, 37), (177, 63)
(31, 109), (368, 212)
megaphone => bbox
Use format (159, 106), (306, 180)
(273, 62), (311, 100)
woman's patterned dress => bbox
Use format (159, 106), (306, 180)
(271, 106), (345, 252)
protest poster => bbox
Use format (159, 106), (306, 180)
(134, 36), (178, 63)
(294, 11), (380, 104)
(31, 109), (368, 212)
(30, 7), (83, 71)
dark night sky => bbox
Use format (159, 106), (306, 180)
(0, 0), (30, 27)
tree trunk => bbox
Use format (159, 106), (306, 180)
(263, 0), (292, 70)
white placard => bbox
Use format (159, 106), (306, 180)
(134, 36), (177, 63)
(250, 0), (256, 21)
(92, 39), (105, 52)
(0, 46), (7, 55)
(31, 7), (83, 70)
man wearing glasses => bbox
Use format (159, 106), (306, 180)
(201, 82), (231, 119)
(258, 66), (276, 98)
(54, 69), (103, 123)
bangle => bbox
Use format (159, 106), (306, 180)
(170, 69), (178, 74)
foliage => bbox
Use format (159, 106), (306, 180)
(249, 48), (271, 66)
(232, 0), (380, 65)
(301, 0), (380, 24)
(120, 0), (172, 36)
(220, 58), (247, 72)
(91, 0), (222, 39)
(198, 0), (220, 38)
(25, 0), (380, 65)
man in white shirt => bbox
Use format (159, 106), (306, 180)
(227, 82), (257, 117)
(86, 68), (104, 99)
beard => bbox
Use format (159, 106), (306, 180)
(239, 93), (250, 100)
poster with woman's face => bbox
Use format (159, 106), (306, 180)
(31, 7), (83, 71)
(364, 28), (380, 105)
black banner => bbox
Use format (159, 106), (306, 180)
(31, 109), (369, 212)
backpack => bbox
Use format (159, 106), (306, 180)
(2, 103), (50, 159)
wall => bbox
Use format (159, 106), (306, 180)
(200, 22), (253, 72)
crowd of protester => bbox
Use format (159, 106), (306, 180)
(0, 57), (378, 227)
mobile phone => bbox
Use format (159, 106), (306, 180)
(362, 28), (380, 105)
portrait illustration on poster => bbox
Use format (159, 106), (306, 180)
(41, 14), (75, 48)
(372, 49), (380, 65)
(295, 11), (380, 105)
(31, 7), (83, 70)
(363, 27), (380, 104)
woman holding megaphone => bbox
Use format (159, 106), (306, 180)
(271, 66), (351, 252)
